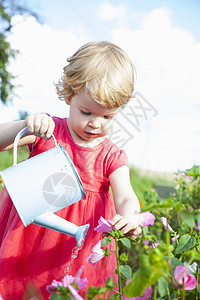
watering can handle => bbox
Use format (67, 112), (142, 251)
(13, 127), (57, 165)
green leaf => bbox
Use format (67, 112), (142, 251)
(123, 254), (151, 297)
(105, 277), (117, 291)
(179, 210), (195, 228)
(119, 252), (129, 262)
(119, 264), (132, 279)
(171, 257), (183, 271)
(141, 198), (174, 211)
(50, 292), (59, 300)
(120, 237), (131, 248)
(102, 236), (111, 247)
(109, 294), (120, 300)
(186, 165), (200, 177)
(149, 260), (169, 285)
(158, 277), (169, 297)
(87, 286), (106, 300)
(104, 248), (110, 257)
(175, 234), (196, 254)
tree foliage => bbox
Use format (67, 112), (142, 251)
(0, 0), (39, 104)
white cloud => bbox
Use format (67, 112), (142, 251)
(141, 8), (172, 30)
(1, 15), (89, 121)
(110, 8), (200, 171)
(97, 2), (126, 21)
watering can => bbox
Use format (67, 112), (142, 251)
(0, 127), (89, 245)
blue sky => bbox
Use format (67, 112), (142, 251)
(1, 0), (200, 172)
(30, 0), (200, 41)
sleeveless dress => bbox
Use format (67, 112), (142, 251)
(0, 117), (128, 300)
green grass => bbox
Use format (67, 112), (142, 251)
(0, 148), (174, 199)
(0, 146), (29, 171)
(129, 167), (175, 204)
(130, 167), (155, 203)
(0, 146), (29, 190)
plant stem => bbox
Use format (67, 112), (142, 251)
(115, 238), (123, 300)
(166, 228), (170, 263)
(167, 287), (171, 300)
(195, 265), (199, 300)
(153, 284), (157, 299)
(181, 286), (185, 300)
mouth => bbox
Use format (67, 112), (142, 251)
(85, 131), (99, 137)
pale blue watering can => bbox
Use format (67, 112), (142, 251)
(0, 127), (89, 245)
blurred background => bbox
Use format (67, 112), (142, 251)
(1, 0), (200, 173)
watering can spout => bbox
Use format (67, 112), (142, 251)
(33, 213), (89, 245)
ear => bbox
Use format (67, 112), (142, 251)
(65, 97), (71, 105)
(65, 91), (74, 105)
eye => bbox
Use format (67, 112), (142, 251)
(80, 110), (91, 115)
(104, 115), (114, 119)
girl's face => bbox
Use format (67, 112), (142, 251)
(66, 89), (119, 145)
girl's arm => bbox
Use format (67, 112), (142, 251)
(0, 113), (55, 151)
(0, 120), (35, 151)
(109, 165), (141, 239)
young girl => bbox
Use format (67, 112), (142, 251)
(0, 41), (141, 300)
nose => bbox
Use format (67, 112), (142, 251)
(88, 117), (101, 129)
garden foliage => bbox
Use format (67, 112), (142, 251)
(47, 165), (200, 299)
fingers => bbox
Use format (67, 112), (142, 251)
(25, 114), (55, 139)
(111, 214), (141, 239)
(129, 227), (142, 240)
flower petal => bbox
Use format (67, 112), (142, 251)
(87, 240), (105, 266)
(171, 234), (180, 242)
(184, 275), (197, 290)
(62, 274), (74, 287)
(74, 266), (84, 285)
(68, 285), (84, 300)
(94, 216), (113, 233)
(161, 217), (173, 232)
(174, 265), (197, 290)
(195, 221), (200, 231)
(78, 277), (88, 290)
(151, 242), (160, 248)
(174, 265), (186, 285)
(46, 279), (62, 292)
(87, 251), (105, 265)
(91, 239), (102, 252)
(140, 212), (155, 227)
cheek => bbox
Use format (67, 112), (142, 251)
(103, 120), (114, 134)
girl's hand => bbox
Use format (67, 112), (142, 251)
(111, 213), (141, 240)
(25, 113), (55, 139)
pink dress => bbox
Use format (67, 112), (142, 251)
(0, 117), (128, 300)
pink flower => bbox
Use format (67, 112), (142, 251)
(142, 240), (150, 245)
(46, 266), (87, 298)
(151, 242), (160, 248)
(46, 279), (62, 292)
(87, 240), (105, 267)
(123, 283), (152, 299)
(174, 265), (197, 290)
(171, 234), (180, 242)
(73, 266), (88, 289)
(195, 221), (200, 231)
(94, 216), (114, 233)
(161, 217), (173, 232)
(139, 211), (156, 227)
(148, 242), (160, 249)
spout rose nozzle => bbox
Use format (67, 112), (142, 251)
(75, 224), (90, 245)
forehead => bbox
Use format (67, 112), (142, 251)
(75, 89), (119, 115)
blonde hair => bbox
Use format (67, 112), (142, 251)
(56, 41), (135, 108)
